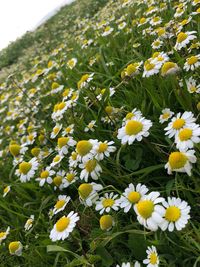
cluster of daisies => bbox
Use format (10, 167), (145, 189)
(0, 0), (199, 265)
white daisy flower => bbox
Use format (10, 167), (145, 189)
(95, 192), (120, 215)
(76, 139), (98, 163)
(118, 21), (127, 30)
(67, 58), (77, 69)
(57, 136), (77, 155)
(0, 227), (10, 244)
(150, 16), (162, 26)
(138, 17), (149, 27)
(50, 123), (62, 139)
(49, 212), (79, 242)
(78, 183), (103, 207)
(143, 246), (159, 267)
(186, 77), (200, 93)
(96, 87), (115, 101)
(164, 111), (196, 138)
(92, 140), (116, 161)
(62, 169), (78, 188)
(36, 167), (55, 186)
(174, 31), (197, 50)
(160, 197), (190, 232)
(53, 170), (66, 190)
(117, 117), (152, 145)
(151, 39), (163, 49)
(3, 185), (11, 197)
(51, 82), (64, 94)
(102, 26), (114, 36)
(79, 159), (102, 182)
(52, 195), (71, 215)
(151, 52), (169, 68)
(165, 150), (197, 176)
(99, 214), (114, 231)
(84, 120), (97, 132)
(69, 151), (79, 168)
(134, 192), (165, 231)
(122, 108), (143, 124)
(119, 183), (149, 213)
(24, 215), (34, 231)
(183, 54), (200, 71)
(161, 61), (180, 76)
(175, 124), (200, 150)
(62, 124), (74, 136)
(9, 241), (23, 256)
(15, 157), (39, 183)
(77, 73), (94, 89)
(50, 154), (64, 167)
(143, 60), (160, 77)
(159, 108), (174, 124)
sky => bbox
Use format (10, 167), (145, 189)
(0, 0), (74, 50)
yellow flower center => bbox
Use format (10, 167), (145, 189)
(57, 102), (66, 110)
(125, 120), (143, 135)
(68, 59), (75, 67)
(66, 173), (75, 182)
(126, 112), (134, 120)
(9, 144), (21, 157)
(126, 64), (137, 75)
(53, 127), (60, 134)
(9, 241), (20, 253)
(137, 200), (154, 219)
(100, 215), (113, 230)
(172, 118), (185, 129)
(56, 217), (70, 232)
(31, 147), (40, 157)
(4, 186), (10, 194)
(178, 128), (192, 141)
(150, 253), (158, 264)
(145, 63), (155, 71)
(58, 137), (69, 148)
(102, 198), (115, 208)
(0, 232), (6, 238)
(161, 62), (176, 75)
(140, 18), (146, 24)
(55, 199), (66, 210)
(98, 143), (108, 153)
(53, 155), (61, 162)
(53, 176), (62, 186)
(85, 160), (97, 172)
(78, 183), (93, 199)
(187, 56), (198, 65)
(40, 170), (49, 179)
(52, 82), (59, 90)
(162, 113), (170, 119)
(19, 162), (32, 174)
(177, 32), (188, 43)
(190, 86), (197, 92)
(65, 127), (72, 133)
(169, 152), (187, 169)
(76, 140), (92, 156)
(128, 192), (141, 203)
(71, 152), (78, 160)
(165, 206), (181, 222)
(105, 106), (113, 114)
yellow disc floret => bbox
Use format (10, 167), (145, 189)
(56, 217), (70, 232)
(169, 152), (187, 169)
(125, 120), (143, 135)
(165, 206), (181, 222)
(137, 200), (154, 219)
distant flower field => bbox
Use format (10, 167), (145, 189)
(0, 0), (199, 266)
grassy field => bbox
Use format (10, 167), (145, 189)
(0, 0), (200, 266)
